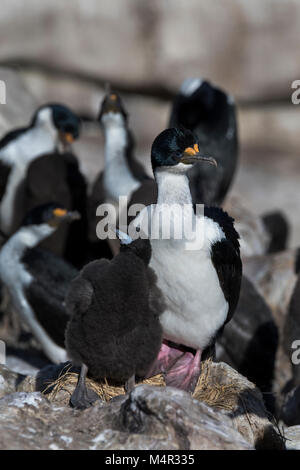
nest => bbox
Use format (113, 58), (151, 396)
(192, 359), (240, 410)
(44, 364), (165, 403)
(44, 359), (239, 411)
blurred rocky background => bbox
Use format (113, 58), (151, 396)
(0, 0), (299, 245)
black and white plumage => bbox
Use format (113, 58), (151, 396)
(0, 103), (81, 238)
(0, 203), (80, 363)
(169, 78), (238, 206)
(132, 127), (242, 392)
(65, 231), (164, 409)
(88, 91), (149, 258)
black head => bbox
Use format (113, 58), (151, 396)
(98, 90), (128, 124)
(32, 103), (81, 145)
(151, 127), (217, 171)
(22, 202), (81, 228)
(170, 79), (231, 133)
(115, 229), (152, 265)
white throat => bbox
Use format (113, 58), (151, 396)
(102, 113), (139, 203)
(0, 108), (58, 166)
(156, 167), (193, 206)
(0, 108), (58, 234)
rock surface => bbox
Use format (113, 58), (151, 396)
(281, 386), (300, 427)
(284, 425), (300, 450)
(193, 361), (284, 450)
(0, 386), (252, 450)
(0, 360), (285, 450)
(0, 365), (26, 399)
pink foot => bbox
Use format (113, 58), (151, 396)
(145, 341), (185, 378)
(165, 349), (202, 393)
(146, 341), (202, 393)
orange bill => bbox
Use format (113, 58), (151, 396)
(64, 133), (74, 144)
(53, 208), (67, 218)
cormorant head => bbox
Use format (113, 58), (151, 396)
(31, 104), (81, 147)
(115, 228), (152, 265)
(98, 89), (128, 128)
(23, 203), (81, 230)
(151, 127), (217, 174)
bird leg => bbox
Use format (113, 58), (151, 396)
(70, 363), (99, 410)
(125, 374), (135, 393)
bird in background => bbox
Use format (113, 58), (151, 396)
(0, 103), (81, 237)
(132, 127), (242, 392)
(169, 78), (238, 206)
(65, 228), (164, 409)
(87, 88), (150, 259)
(0, 203), (80, 364)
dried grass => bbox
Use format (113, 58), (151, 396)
(44, 358), (240, 411)
(192, 359), (240, 411)
(44, 364), (165, 403)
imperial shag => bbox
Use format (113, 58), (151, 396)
(169, 78), (238, 206)
(132, 127), (242, 392)
(0, 104), (81, 237)
(88, 90), (149, 259)
(0, 203), (80, 364)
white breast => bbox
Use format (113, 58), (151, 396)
(134, 205), (228, 350)
(0, 225), (67, 364)
(103, 114), (140, 203)
(0, 126), (56, 234)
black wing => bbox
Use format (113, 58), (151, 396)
(22, 248), (78, 346)
(210, 239), (242, 324)
(65, 258), (110, 317)
(204, 206), (242, 323)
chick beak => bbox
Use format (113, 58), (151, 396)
(181, 144), (217, 166)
